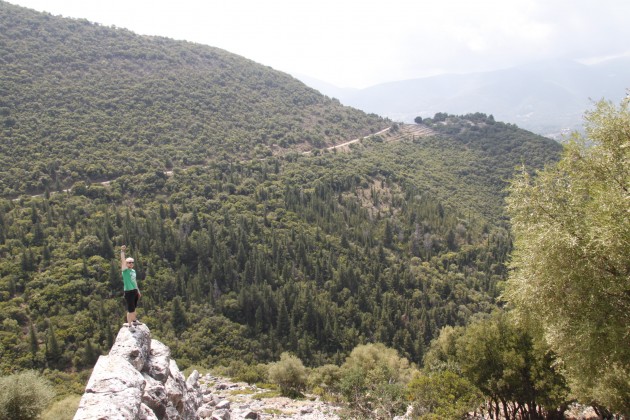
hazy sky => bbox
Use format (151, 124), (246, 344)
(7, 0), (630, 88)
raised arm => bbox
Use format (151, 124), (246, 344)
(120, 245), (127, 271)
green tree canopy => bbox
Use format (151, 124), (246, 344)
(504, 97), (630, 415)
(407, 370), (482, 420)
(268, 352), (308, 397)
(424, 311), (569, 420)
(338, 343), (414, 418)
(0, 370), (55, 420)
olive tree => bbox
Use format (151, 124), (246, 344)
(407, 370), (482, 419)
(268, 352), (308, 397)
(504, 97), (630, 415)
(424, 311), (569, 419)
(0, 370), (55, 420)
(339, 343), (415, 419)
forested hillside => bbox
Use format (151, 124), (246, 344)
(0, 1), (567, 413)
(0, 119), (560, 373)
(0, 1), (386, 198)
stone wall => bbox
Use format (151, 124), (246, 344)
(74, 324), (202, 420)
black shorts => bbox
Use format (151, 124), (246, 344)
(124, 289), (139, 312)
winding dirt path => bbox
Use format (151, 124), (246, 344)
(14, 124), (436, 201)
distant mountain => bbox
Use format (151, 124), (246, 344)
(298, 58), (630, 138)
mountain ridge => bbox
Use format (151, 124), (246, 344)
(298, 57), (630, 137)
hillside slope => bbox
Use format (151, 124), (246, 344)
(0, 1), (387, 197)
(0, 0), (563, 396)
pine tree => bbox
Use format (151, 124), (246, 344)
(83, 340), (97, 367)
(47, 324), (62, 368)
(29, 323), (39, 367)
(171, 296), (188, 335)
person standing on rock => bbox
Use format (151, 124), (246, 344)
(120, 245), (142, 327)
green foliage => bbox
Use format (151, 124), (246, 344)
(425, 311), (569, 419)
(421, 325), (464, 374)
(41, 369), (91, 398)
(40, 394), (81, 420)
(0, 138), (527, 374)
(267, 352), (308, 397)
(0, 370), (55, 420)
(308, 364), (341, 398)
(0, 1), (387, 198)
(235, 363), (269, 385)
(170, 296), (187, 335)
(338, 343), (414, 418)
(504, 97), (630, 415)
(218, 360), (269, 384)
(407, 370), (482, 419)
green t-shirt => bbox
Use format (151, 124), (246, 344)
(122, 268), (138, 291)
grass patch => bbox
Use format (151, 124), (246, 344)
(254, 382), (278, 390)
(228, 388), (257, 396)
(253, 390), (282, 400)
(263, 408), (286, 415)
(41, 394), (82, 420)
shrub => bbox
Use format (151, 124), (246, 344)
(308, 364), (341, 397)
(0, 370), (56, 420)
(407, 370), (482, 419)
(234, 363), (269, 385)
(267, 352), (307, 397)
(339, 343), (415, 418)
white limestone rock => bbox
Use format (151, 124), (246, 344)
(145, 339), (171, 382)
(142, 373), (169, 419)
(76, 325), (202, 420)
(165, 359), (186, 411)
(74, 355), (145, 420)
(110, 323), (152, 371)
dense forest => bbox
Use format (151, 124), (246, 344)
(6, 2), (628, 419)
(1, 114), (562, 370)
(0, 1), (387, 198)
(0, 117), (563, 415)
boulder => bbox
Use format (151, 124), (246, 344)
(184, 370), (203, 418)
(165, 359), (186, 411)
(197, 403), (214, 418)
(139, 403), (160, 420)
(144, 339), (171, 382)
(74, 355), (145, 419)
(75, 324), (202, 420)
(142, 373), (169, 419)
(109, 324), (152, 371)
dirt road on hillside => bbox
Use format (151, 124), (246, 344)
(15, 124), (436, 201)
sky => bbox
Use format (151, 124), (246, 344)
(7, 0), (630, 88)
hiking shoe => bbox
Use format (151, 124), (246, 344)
(133, 320), (143, 325)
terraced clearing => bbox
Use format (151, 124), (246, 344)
(324, 123), (436, 152)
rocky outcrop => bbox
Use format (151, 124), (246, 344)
(74, 324), (202, 420)
(195, 375), (341, 419)
(74, 323), (343, 419)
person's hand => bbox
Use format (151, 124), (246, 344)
(138, 291), (142, 298)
